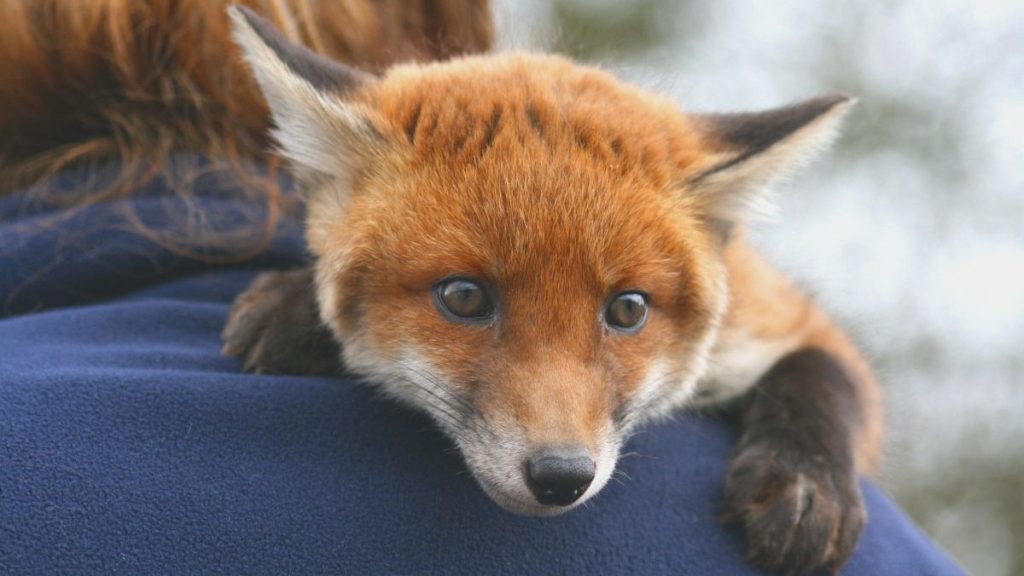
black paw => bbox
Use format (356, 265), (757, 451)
(722, 439), (865, 575)
(221, 268), (342, 376)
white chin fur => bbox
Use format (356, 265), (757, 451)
(458, 429), (622, 517)
(345, 348), (627, 516)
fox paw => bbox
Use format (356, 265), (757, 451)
(722, 440), (865, 575)
(221, 268), (342, 376)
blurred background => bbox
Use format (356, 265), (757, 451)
(491, 1), (1024, 574)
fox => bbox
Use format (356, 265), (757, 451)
(0, 0), (881, 573)
(219, 6), (883, 574)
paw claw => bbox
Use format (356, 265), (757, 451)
(221, 269), (342, 376)
(723, 439), (864, 574)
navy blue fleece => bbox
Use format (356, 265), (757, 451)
(0, 164), (961, 575)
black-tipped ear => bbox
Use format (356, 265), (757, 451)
(688, 94), (854, 230)
(228, 5), (384, 182)
(232, 5), (371, 93)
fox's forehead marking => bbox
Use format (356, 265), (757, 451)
(365, 163), (701, 294)
(317, 54), (726, 373)
(366, 54), (708, 181)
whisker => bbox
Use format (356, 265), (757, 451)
(398, 384), (468, 429)
(395, 361), (483, 416)
(392, 370), (469, 416)
(392, 360), (499, 442)
(615, 366), (693, 432)
(392, 375), (497, 448)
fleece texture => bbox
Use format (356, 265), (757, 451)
(0, 162), (962, 575)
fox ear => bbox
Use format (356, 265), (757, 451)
(228, 5), (382, 182)
(688, 94), (854, 235)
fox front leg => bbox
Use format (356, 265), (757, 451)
(722, 348), (867, 575)
(221, 268), (342, 376)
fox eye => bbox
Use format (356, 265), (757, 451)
(435, 278), (493, 322)
(604, 292), (649, 332)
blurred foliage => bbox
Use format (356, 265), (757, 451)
(550, 0), (669, 58)
(895, 456), (1024, 575)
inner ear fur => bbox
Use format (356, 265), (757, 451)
(687, 94), (855, 235)
(228, 5), (385, 182)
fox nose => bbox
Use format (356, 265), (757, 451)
(526, 445), (596, 506)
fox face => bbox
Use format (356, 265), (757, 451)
(315, 85), (730, 512)
(230, 7), (852, 514)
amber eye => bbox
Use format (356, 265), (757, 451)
(435, 278), (494, 322)
(604, 292), (649, 332)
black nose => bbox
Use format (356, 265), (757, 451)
(526, 445), (596, 506)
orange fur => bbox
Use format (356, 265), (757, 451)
(306, 55), (728, 449)
(6, 1), (883, 545)
(294, 53), (880, 474)
(717, 236), (883, 471)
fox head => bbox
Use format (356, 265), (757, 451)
(230, 6), (852, 514)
